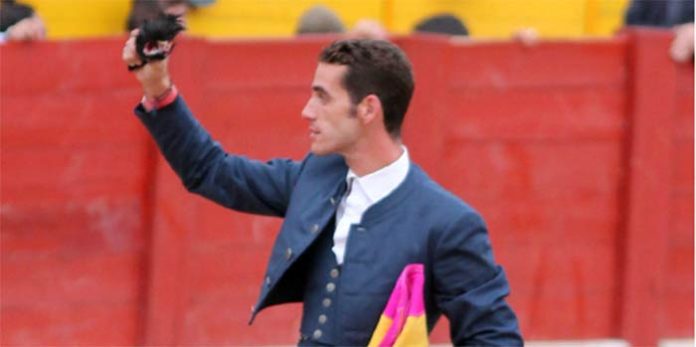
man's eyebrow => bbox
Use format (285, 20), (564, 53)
(312, 85), (328, 95)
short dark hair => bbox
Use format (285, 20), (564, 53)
(319, 39), (414, 138)
(126, 0), (162, 31)
(414, 14), (468, 36)
(1, 0), (35, 32)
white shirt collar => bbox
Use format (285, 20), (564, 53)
(346, 146), (410, 203)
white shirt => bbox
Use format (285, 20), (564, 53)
(332, 147), (410, 264)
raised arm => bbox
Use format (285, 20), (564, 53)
(122, 30), (303, 217)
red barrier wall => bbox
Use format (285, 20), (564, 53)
(1, 40), (153, 344)
(1, 30), (692, 346)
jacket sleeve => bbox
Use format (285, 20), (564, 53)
(134, 95), (303, 217)
(431, 211), (523, 346)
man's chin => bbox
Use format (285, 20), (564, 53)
(309, 145), (334, 156)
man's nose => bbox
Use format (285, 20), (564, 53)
(301, 101), (314, 120)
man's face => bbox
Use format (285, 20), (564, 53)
(302, 63), (362, 155)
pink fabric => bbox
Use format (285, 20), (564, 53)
(379, 264), (425, 346)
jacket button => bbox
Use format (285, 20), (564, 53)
(313, 329), (322, 339)
(330, 268), (339, 278)
(318, 314), (327, 324)
(285, 248), (293, 260)
(356, 226), (367, 232)
(311, 224), (320, 233)
(265, 276), (271, 286)
(322, 298), (332, 307)
(326, 282), (335, 293)
(330, 197), (337, 206)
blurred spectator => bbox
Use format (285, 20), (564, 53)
(625, 0), (694, 62)
(414, 13), (469, 36)
(126, 0), (215, 31)
(296, 5), (388, 40)
(511, 27), (539, 46)
(347, 19), (388, 40)
(626, 0), (694, 27)
(412, 12), (539, 45)
(295, 5), (345, 35)
(126, 0), (160, 31)
(296, 7), (539, 43)
(0, 0), (46, 43)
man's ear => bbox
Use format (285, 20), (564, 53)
(357, 94), (383, 125)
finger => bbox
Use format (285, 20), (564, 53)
(123, 36), (137, 54)
(123, 51), (142, 66)
(122, 41), (142, 66)
(124, 36), (136, 52)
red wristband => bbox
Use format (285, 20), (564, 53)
(142, 85), (178, 112)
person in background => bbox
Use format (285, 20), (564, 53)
(295, 4), (346, 35)
(295, 5), (388, 40)
(413, 12), (539, 45)
(126, 0), (215, 31)
(625, 0), (694, 62)
(347, 19), (389, 40)
(0, 0), (45, 43)
(413, 13), (469, 36)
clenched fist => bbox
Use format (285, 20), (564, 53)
(122, 29), (172, 100)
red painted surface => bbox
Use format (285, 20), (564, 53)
(0, 30), (692, 346)
(620, 28), (695, 346)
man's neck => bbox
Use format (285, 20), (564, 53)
(342, 136), (404, 177)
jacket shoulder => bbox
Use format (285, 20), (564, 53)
(410, 165), (483, 222)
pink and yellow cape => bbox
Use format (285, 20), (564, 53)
(368, 264), (429, 347)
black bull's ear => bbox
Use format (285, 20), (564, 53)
(129, 14), (185, 71)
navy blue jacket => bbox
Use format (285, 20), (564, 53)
(135, 96), (523, 346)
(625, 0), (694, 27)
